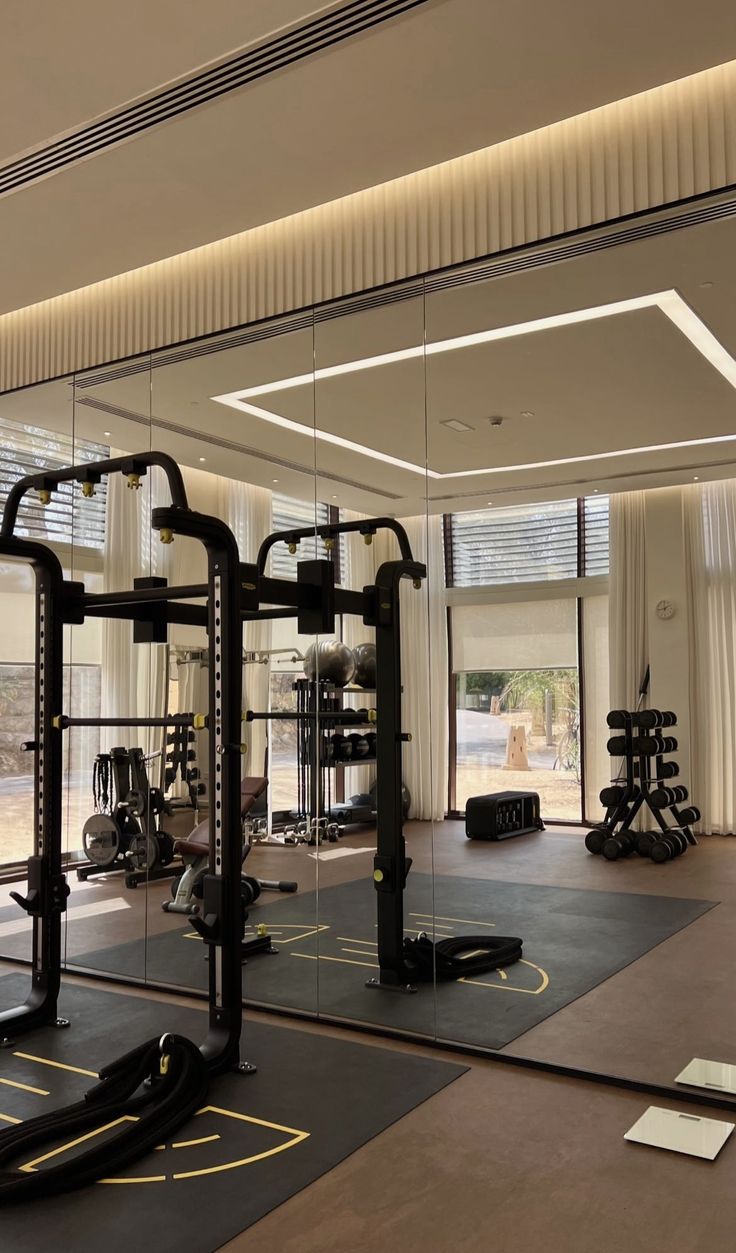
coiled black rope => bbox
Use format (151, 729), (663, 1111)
(93, 752), (112, 814)
(0, 1033), (208, 1203)
(403, 932), (523, 980)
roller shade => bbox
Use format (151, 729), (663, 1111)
(451, 598), (577, 672)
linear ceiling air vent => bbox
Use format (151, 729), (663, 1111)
(0, 0), (431, 198)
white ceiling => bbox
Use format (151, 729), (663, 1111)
(3, 206), (735, 516)
(2, 0), (736, 313)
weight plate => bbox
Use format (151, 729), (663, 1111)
(82, 814), (120, 867)
(127, 833), (159, 872)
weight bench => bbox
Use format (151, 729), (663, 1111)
(162, 777), (297, 915)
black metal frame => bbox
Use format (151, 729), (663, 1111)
(0, 469), (428, 1049)
(0, 453), (247, 1072)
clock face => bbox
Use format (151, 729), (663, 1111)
(656, 599), (675, 620)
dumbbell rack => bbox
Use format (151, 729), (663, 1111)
(586, 709), (700, 863)
(292, 677), (377, 840)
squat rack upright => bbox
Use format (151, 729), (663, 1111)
(0, 452), (428, 1062)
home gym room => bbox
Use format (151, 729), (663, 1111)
(2, 191), (736, 1089)
(2, 8), (736, 1242)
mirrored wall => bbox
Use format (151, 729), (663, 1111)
(3, 193), (736, 1109)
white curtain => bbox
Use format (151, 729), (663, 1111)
(376, 514), (448, 822)
(685, 480), (736, 834)
(609, 491), (649, 710)
(226, 479), (273, 777)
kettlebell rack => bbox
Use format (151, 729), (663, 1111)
(585, 708), (700, 863)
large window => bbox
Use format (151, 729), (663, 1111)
(447, 496), (609, 821)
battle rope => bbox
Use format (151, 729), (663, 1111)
(403, 932), (523, 981)
(0, 1033), (208, 1203)
(92, 752), (112, 814)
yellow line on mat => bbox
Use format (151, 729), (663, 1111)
(0, 1077), (49, 1096)
(291, 952), (379, 970)
(13, 1051), (98, 1078)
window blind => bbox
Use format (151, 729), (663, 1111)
(0, 418), (107, 549)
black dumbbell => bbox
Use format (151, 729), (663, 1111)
(606, 710), (631, 729)
(621, 735), (677, 756)
(649, 832), (683, 862)
(332, 733), (353, 761)
(650, 785), (689, 808)
(602, 831), (637, 860)
(677, 806), (701, 826)
(653, 761), (680, 780)
(585, 826), (610, 855)
(634, 709), (677, 729)
(600, 785), (625, 807)
(348, 733), (370, 758)
(364, 732), (376, 756)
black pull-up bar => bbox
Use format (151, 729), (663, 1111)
(256, 516), (415, 574)
(1, 451), (188, 538)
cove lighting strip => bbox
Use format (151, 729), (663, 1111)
(212, 290), (736, 480)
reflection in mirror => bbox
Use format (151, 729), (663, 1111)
(61, 360), (154, 982)
(74, 316), (320, 1014)
(424, 207), (736, 1091)
(306, 294), (436, 1036)
(0, 378), (74, 977)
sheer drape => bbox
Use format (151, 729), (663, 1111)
(392, 515), (448, 822)
(609, 491), (649, 709)
(685, 480), (736, 834)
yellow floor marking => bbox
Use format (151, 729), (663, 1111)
(171, 1133), (221, 1150)
(184, 923), (330, 945)
(20, 1115), (138, 1173)
(410, 912), (497, 929)
(459, 959), (549, 995)
(13, 1051), (97, 1078)
(0, 1113), (21, 1124)
(100, 1175), (167, 1184)
(0, 1077), (49, 1097)
(341, 947), (383, 958)
(172, 1106), (309, 1180)
(336, 936), (377, 946)
(291, 952), (379, 970)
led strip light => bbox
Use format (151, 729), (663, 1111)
(212, 290), (736, 480)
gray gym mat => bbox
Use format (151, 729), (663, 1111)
(0, 973), (465, 1252)
(70, 875), (717, 1049)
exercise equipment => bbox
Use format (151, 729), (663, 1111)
(352, 641), (377, 688)
(465, 791), (544, 841)
(303, 639), (356, 687)
(79, 745), (177, 887)
(586, 688), (699, 867)
(0, 451), (266, 1196)
(163, 777), (297, 916)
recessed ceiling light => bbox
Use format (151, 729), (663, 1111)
(272, 478), (279, 483)
(699, 282), (714, 289)
(521, 410), (534, 418)
(212, 291), (736, 481)
(441, 418), (475, 432)
(487, 501), (493, 505)
(332, 494), (338, 498)
(104, 430), (111, 436)
(693, 475), (699, 480)
(199, 457), (206, 462)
